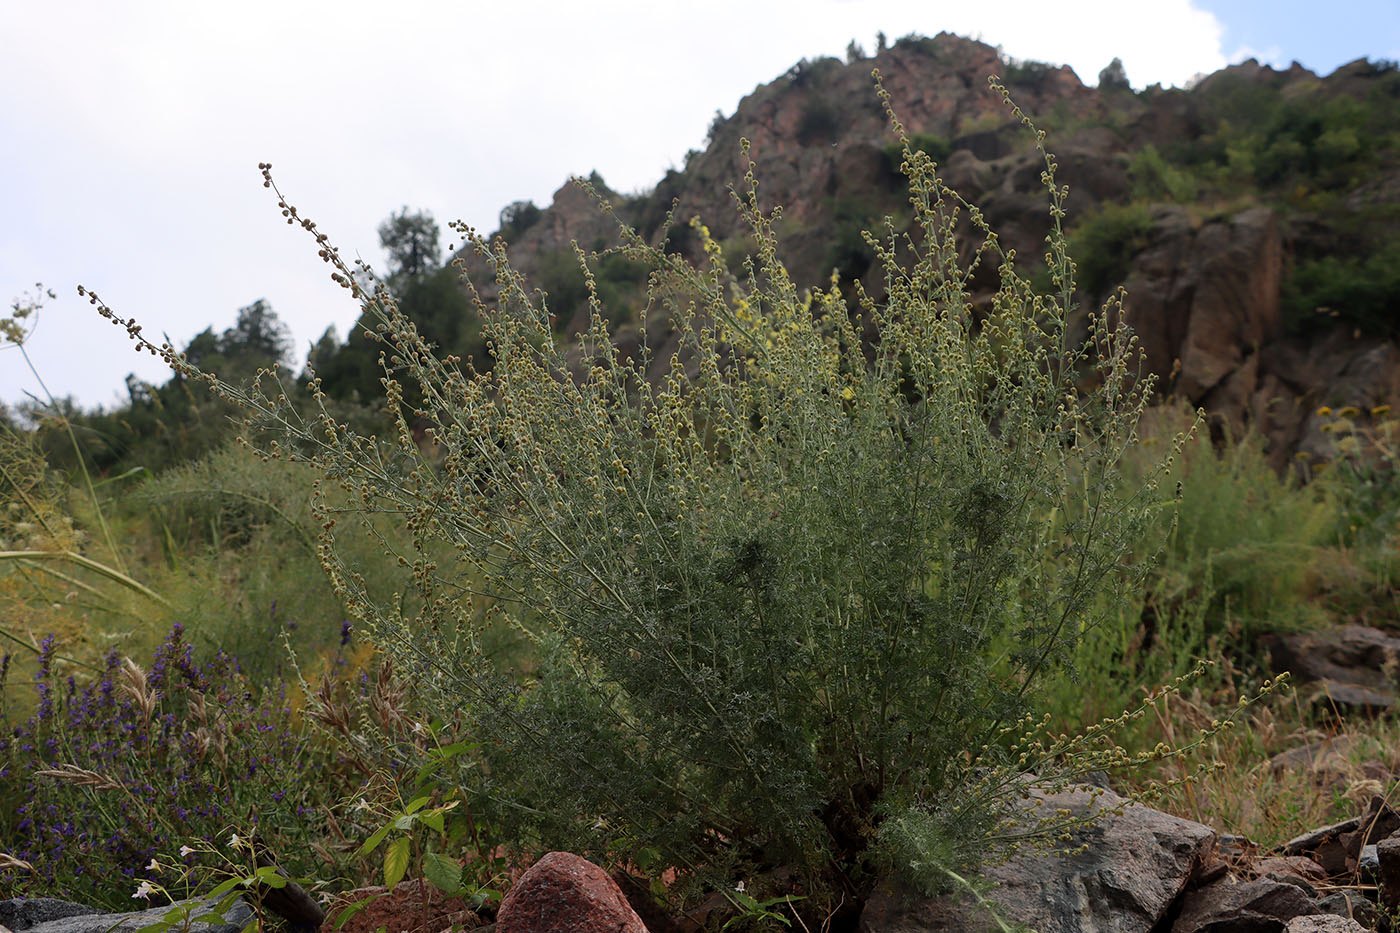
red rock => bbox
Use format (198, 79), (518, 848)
(497, 852), (650, 933)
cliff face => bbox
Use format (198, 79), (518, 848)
(450, 33), (1400, 466)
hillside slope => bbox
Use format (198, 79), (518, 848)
(320, 32), (1400, 465)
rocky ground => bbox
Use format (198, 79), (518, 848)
(8, 625), (1400, 933)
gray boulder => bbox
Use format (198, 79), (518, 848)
(0, 900), (100, 930)
(859, 784), (1216, 932)
(0, 897), (254, 933)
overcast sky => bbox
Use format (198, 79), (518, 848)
(3, 0), (1396, 412)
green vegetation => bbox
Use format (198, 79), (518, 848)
(1000, 58), (1059, 90)
(783, 55), (842, 89)
(313, 207), (484, 401)
(821, 196), (880, 282)
(1117, 66), (1400, 336)
(8, 46), (1400, 933)
(1282, 240), (1400, 336)
(496, 199), (543, 243)
(1066, 201), (1155, 299)
(1098, 57), (1130, 92)
(883, 132), (950, 174)
(1186, 76), (1389, 191)
(378, 208), (442, 279)
(14, 298), (292, 478)
(71, 80), (1274, 925)
(1127, 145), (1199, 203)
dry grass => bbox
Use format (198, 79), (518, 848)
(1120, 666), (1400, 848)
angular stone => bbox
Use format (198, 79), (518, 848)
(1339, 795), (1400, 871)
(1315, 889), (1377, 928)
(496, 852), (649, 933)
(1377, 833), (1400, 911)
(1252, 856), (1329, 887)
(1171, 877), (1321, 933)
(859, 785), (1215, 933)
(1268, 735), (1373, 775)
(1312, 680), (1397, 717)
(1281, 817), (1363, 855)
(1285, 916), (1369, 932)
(1261, 871), (1319, 899)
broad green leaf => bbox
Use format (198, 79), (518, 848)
(207, 877), (244, 898)
(357, 823), (392, 858)
(383, 835), (411, 890)
(253, 865), (288, 888)
(423, 852), (462, 893)
(436, 741), (475, 758)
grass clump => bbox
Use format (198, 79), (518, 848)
(1148, 413), (1333, 641)
(85, 78), (1233, 918)
(1046, 406), (1331, 740)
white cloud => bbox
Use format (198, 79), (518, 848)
(929, 0), (1229, 88)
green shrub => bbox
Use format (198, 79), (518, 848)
(1128, 145), (1198, 203)
(821, 197), (879, 281)
(1186, 75), (1394, 194)
(1046, 408), (1329, 742)
(1317, 408), (1400, 551)
(1000, 58), (1058, 89)
(92, 84), (1207, 914)
(883, 133), (950, 177)
(1098, 58), (1130, 92)
(497, 200), (542, 242)
(1282, 240), (1400, 336)
(784, 56), (842, 89)
(1133, 413), (1329, 644)
(133, 443), (376, 676)
(1068, 201), (1156, 299)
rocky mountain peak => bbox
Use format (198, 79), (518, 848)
(425, 33), (1400, 468)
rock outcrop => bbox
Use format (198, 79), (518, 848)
(429, 36), (1400, 471)
(1263, 624), (1400, 716)
(851, 780), (1400, 931)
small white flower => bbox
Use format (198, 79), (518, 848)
(735, 881), (745, 893)
(411, 721), (424, 734)
(352, 799), (373, 812)
(179, 845), (195, 858)
(133, 880), (155, 899)
(146, 858), (160, 873)
(229, 833), (242, 849)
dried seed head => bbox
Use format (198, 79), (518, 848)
(35, 764), (123, 791)
(122, 658), (157, 721)
(0, 852), (34, 871)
